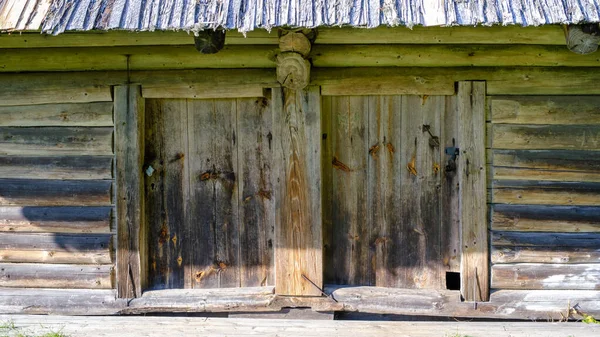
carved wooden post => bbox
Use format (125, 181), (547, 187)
(273, 30), (323, 296)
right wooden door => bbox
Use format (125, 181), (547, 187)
(321, 94), (461, 289)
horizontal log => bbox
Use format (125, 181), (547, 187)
(491, 204), (600, 232)
(0, 233), (111, 250)
(492, 125), (600, 151)
(0, 31), (278, 48)
(143, 84), (266, 99)
(0, 102), (113, 126)
(0, 263), (113, 289)
(7, 44), (600, 72)
(492, 231), (600, 248)
(493, 188), (600, 206)
(490, 96), (600, 125)
(311, 45), (600, 68)
(492, 263), (600, 290)
(491, 246), (600, 264)
(0, 127), (113, 155)
(0, 26), (568, 49)
(0, 287), (598, 321)
(0, 156), (113, 180)
(0, 179), (112, 206)
(492, 150), (600, 171)
(0, 232), (111, 264)
(0, 45), (275, 72)
(493, 167), (600, 183)
(0, 206), (111, 233)
(312, 67), (600, 96)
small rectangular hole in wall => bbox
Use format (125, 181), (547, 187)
(446, 272), (460, 290)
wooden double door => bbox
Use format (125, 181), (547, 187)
(144, 85), (484, 296)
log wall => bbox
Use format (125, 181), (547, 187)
(488, 96), (600, 291)
(0, 86), (115, 289)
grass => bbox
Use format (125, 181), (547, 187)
(0, 320), (68, 337)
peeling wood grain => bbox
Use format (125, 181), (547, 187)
(492, 231), (600, 248)
(491, 246), (600, 264)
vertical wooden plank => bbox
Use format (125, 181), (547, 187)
(330, 96), (369, 285)
(273, 87), (322, 296)
(321, 96), (334, 285)
(188, 99), (239, 288)
(237, 96), (275, 287)
(458, 81), (489, 301)
(145, 99), (187, 289)
(441, 95), (461, 273)
(420, 95), (444, 289)
(368, 95), (402, 287)
(115, 85), (145, 298)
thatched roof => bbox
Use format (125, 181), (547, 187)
(2, 0), (600, 34)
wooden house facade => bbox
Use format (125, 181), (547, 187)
(0, 0), (599, 320)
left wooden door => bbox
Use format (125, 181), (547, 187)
(144, 97), (275, 289)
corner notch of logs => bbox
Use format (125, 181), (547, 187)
(276, 29), (316, 90)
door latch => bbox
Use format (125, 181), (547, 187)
(445, 141), (459, 173)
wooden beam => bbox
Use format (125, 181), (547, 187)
(0, 179), (112, 206)
(489, 96), (600, 125)
(115, 85), (145, 298)
(272, 87), (322, 296)
(0, 26), (568, 49)
(0, 102), (114, 126)
(310, 44), (600, 68)
(0, 263), (113, 289)
(0, 127), (113, 155)
(457, 81), (488, 302)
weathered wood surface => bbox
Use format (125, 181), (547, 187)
(311, 44), (600, 68)
(457, 82), (488, 301)
(326, 96), (369, 285)
(273, 87), (322, 296)
(0, 127), (113, 155)
(441, 94), (461, 273)
(492, 246), (600, 264)
(313, 67), (600, 96)
(493, 167), (600, 183)
(115, 85), (145, 298)
(134, 69), (277, 98)
(489, 96), (600, 125)
(0, 233), (111, 264)
(0, 263), (112, 289)
(0, 46), (275, 72)
(0, 156), (112, 180)
(492, 263), (600, 290)
(145, 99), (188, 290)
(0, 287), (599, 320)
(491, 205), (600, 232)
(3, 315), (599, 337)
(492, 150), (600, 172)
(492, 232), (600, 248)
(0, 102), (113, 126)
(0, 26), (569, 49)
(0, 206), (111, 233)
(188, 99), (240, 289)
(7, 44), (600, 73)
(0, 179), (111, 206)
(492, 125), (600, 151)
(237, 97), (275, 287)
(492, 183), (600, 206)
